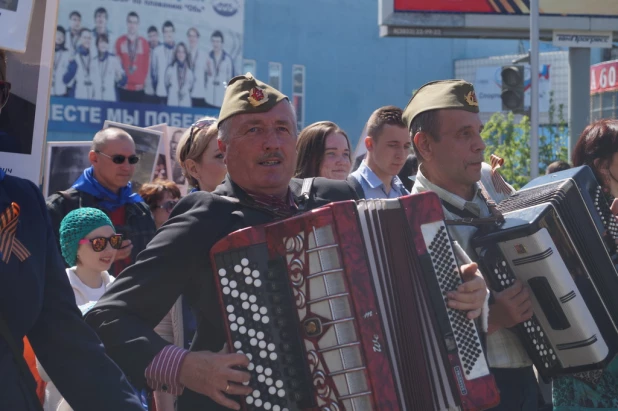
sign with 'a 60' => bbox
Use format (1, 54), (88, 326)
(591, 60), (618, 95)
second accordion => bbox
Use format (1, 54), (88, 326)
(211, 191), (499, 411)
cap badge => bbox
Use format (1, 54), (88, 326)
(464, 91), (479, 107)
(248, 87), (268, 107)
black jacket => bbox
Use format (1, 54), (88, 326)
(85, 177), (358, 410)
(0, 174), (143, 410)
(46, 188), (156, 276)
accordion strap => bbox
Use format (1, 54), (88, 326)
(443, 181), (505, 227)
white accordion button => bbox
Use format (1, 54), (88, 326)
(253, 390), (261, 398)
(252, 270), (260, 278)
(234, 341), (242, 350)
(256, 365), (264, 373)
(259, 341), (266, 349)
(257, 331), (265, 340)
(241, 258), (249, 266)
(230, 323), (238, 332)
(251, 304), (259, 312)
(230, 280), (238, 289)
(262, 316), (270, 324)
(234, 265), (242, 273)
(241, 292), (248, 300)
(266, 377), (273, 386)
(218, 268), (227, 277)
(221, 278), (229, 286)
(228, 314), (236, 322)
(275, 380), (283, 388)
(246, 353), (253, 360)
(260, 351), (268, 358)
(260, 307), (268, 315)
(239, 326), (247, 334)
(223, 287), (231, 295)
(258, 374), (266, 383)
(243, 267), (251, 275)
(248, 362), (255, 371)
(269, 386), (277, 395)
(242, 302), (250, 310)
(273, 406), (281, 411)
(246, 396), (254, 405)
(264, 368), (272, 376)
(254, 279), (262, 287)
(248, 329), (256, 337)
(269, 352), (277, 361)
(268, 343), (276, 352)
(264, 402), (272, 410)
(245, 277), (253, 285)
(249, 295), (257, 303)
(226, 305), (234, 313)
(255, 399), (263, 407)
(250, 338), (258, 346)
(278, 389), (285, 398)
(237, 317), (245, 325)
(231, 290), (239, 298)
(253, 313), (261, 322)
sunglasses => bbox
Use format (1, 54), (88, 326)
(78, 234), (124, 252)
(156, 200), (179, 213)
(0, 81), (11, 110)
(183, 118), (217, 158)
(96, 150), (140, 165)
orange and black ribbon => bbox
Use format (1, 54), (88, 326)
(0, 202), (31, 263)
(489, 154), (514, 195)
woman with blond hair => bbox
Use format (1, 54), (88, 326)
(175, 116), (227, 192)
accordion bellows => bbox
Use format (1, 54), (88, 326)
(211, 192), (499, 411)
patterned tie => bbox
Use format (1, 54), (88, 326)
(0, 202), (31, 263)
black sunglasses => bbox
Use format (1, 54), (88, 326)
(96, 150), (140, 165)
(156, 200), (179, 213)
(183, 118), (217, 157)
(79, 234), (124, 252)
(0, 81), (11, 110)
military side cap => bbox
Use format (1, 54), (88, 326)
(217, 73), (288, 128)
(402, 79), (480, 131)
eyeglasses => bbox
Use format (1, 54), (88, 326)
(78, 234), (124, 252)
(96, 150), (140, 165)
(0, 81), (11, 110)
(156, 200), (179, 213)
(183, 118), (217, 158)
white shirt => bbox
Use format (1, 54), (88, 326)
(412, 162), (532, 369)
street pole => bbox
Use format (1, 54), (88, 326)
(530, 0), (540, 178)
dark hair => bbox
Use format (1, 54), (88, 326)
(572, 119), (618, 189)
(57, 25), (66, 35)
(351, 153), (365, 172)
(211, 30), (224, 42)
(545, 160), (571, 175)
(366, 106), (405, 142)
(173, 42), (188, 65)
(94, 7), (107, 18)
(0, 50), (7, 82)
(138, 179), (181, 209)
(79, 27), (91, 37)
(410, 109), (440, 162)
(162, 21), (175, 31)
(295, 121), (350, 179)
(398, 154), (419, 191)
(127, 11), (139, 21)
(96, 33), (109, 47)
(187, 27), (200, 37)
(147, 26), (158, 34)
(69, 11), (81, 19)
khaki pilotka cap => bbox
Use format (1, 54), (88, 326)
(402, 79), (480, 131)
(216, 72), (288, 128)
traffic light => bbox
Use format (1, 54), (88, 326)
(501, 65), (525, 113)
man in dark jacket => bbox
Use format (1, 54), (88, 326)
(0, 48), (143, 411)
(86, 73), (488, 411)
(46, 127), (156, 276)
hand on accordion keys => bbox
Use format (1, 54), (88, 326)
(487, 280), (534, 334)
(178, 344), (252, 410)
(446, 262), (488, 320)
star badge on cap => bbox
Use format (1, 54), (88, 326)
(248, 87), (269, 107)
(465, 91), (479, 107)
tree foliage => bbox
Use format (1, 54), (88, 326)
(481, 92), (569, 189)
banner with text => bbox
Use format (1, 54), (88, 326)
(49, 0), (243, 132)
(590, 60), (618, 95)
(474, 65), (551, 113)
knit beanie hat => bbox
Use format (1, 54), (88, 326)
(60, 208), (114, 266)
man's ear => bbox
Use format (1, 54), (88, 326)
(364, 136), (374, 152)
(217, 139), (228, 164)
(88, 150), (97, 165)
(413, 131), (433, 162)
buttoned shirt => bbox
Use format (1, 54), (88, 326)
(412, 162), (532, 369)
(350, 161), (409, 199)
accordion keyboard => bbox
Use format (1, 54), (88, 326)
(593, 186), (618, 253)
(422, 223), (487, 380)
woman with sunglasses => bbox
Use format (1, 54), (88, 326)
(176, 116), (227, 192)
(138, 179), (181, 229)
(39, 208), (122, 411)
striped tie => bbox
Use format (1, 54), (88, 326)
(0, 202), (31, 263)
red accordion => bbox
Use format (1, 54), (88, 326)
(211, 192), (500, 411)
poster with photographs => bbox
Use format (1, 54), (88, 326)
(44, 141), (91, 197)
(47, 0), (244, 134)
(145, 123), (172, 182)
(0, 0), (57, 183)
(103, 120), (161, 193)
(0, 0), (34, 53)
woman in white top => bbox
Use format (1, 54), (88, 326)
(38, 208), (123, 411)
(165, 42), (194, 107)
(91, 33), (126, 102)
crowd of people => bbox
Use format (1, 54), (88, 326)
(3, 44), (618, 411)
(52, 8), (235, 107)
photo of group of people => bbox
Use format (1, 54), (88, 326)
(52, 1), (243, 108)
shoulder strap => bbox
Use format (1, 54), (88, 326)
(297, 178), (315, 211)
(346, 175), (365, 199)
(0, 312), (43, 411)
